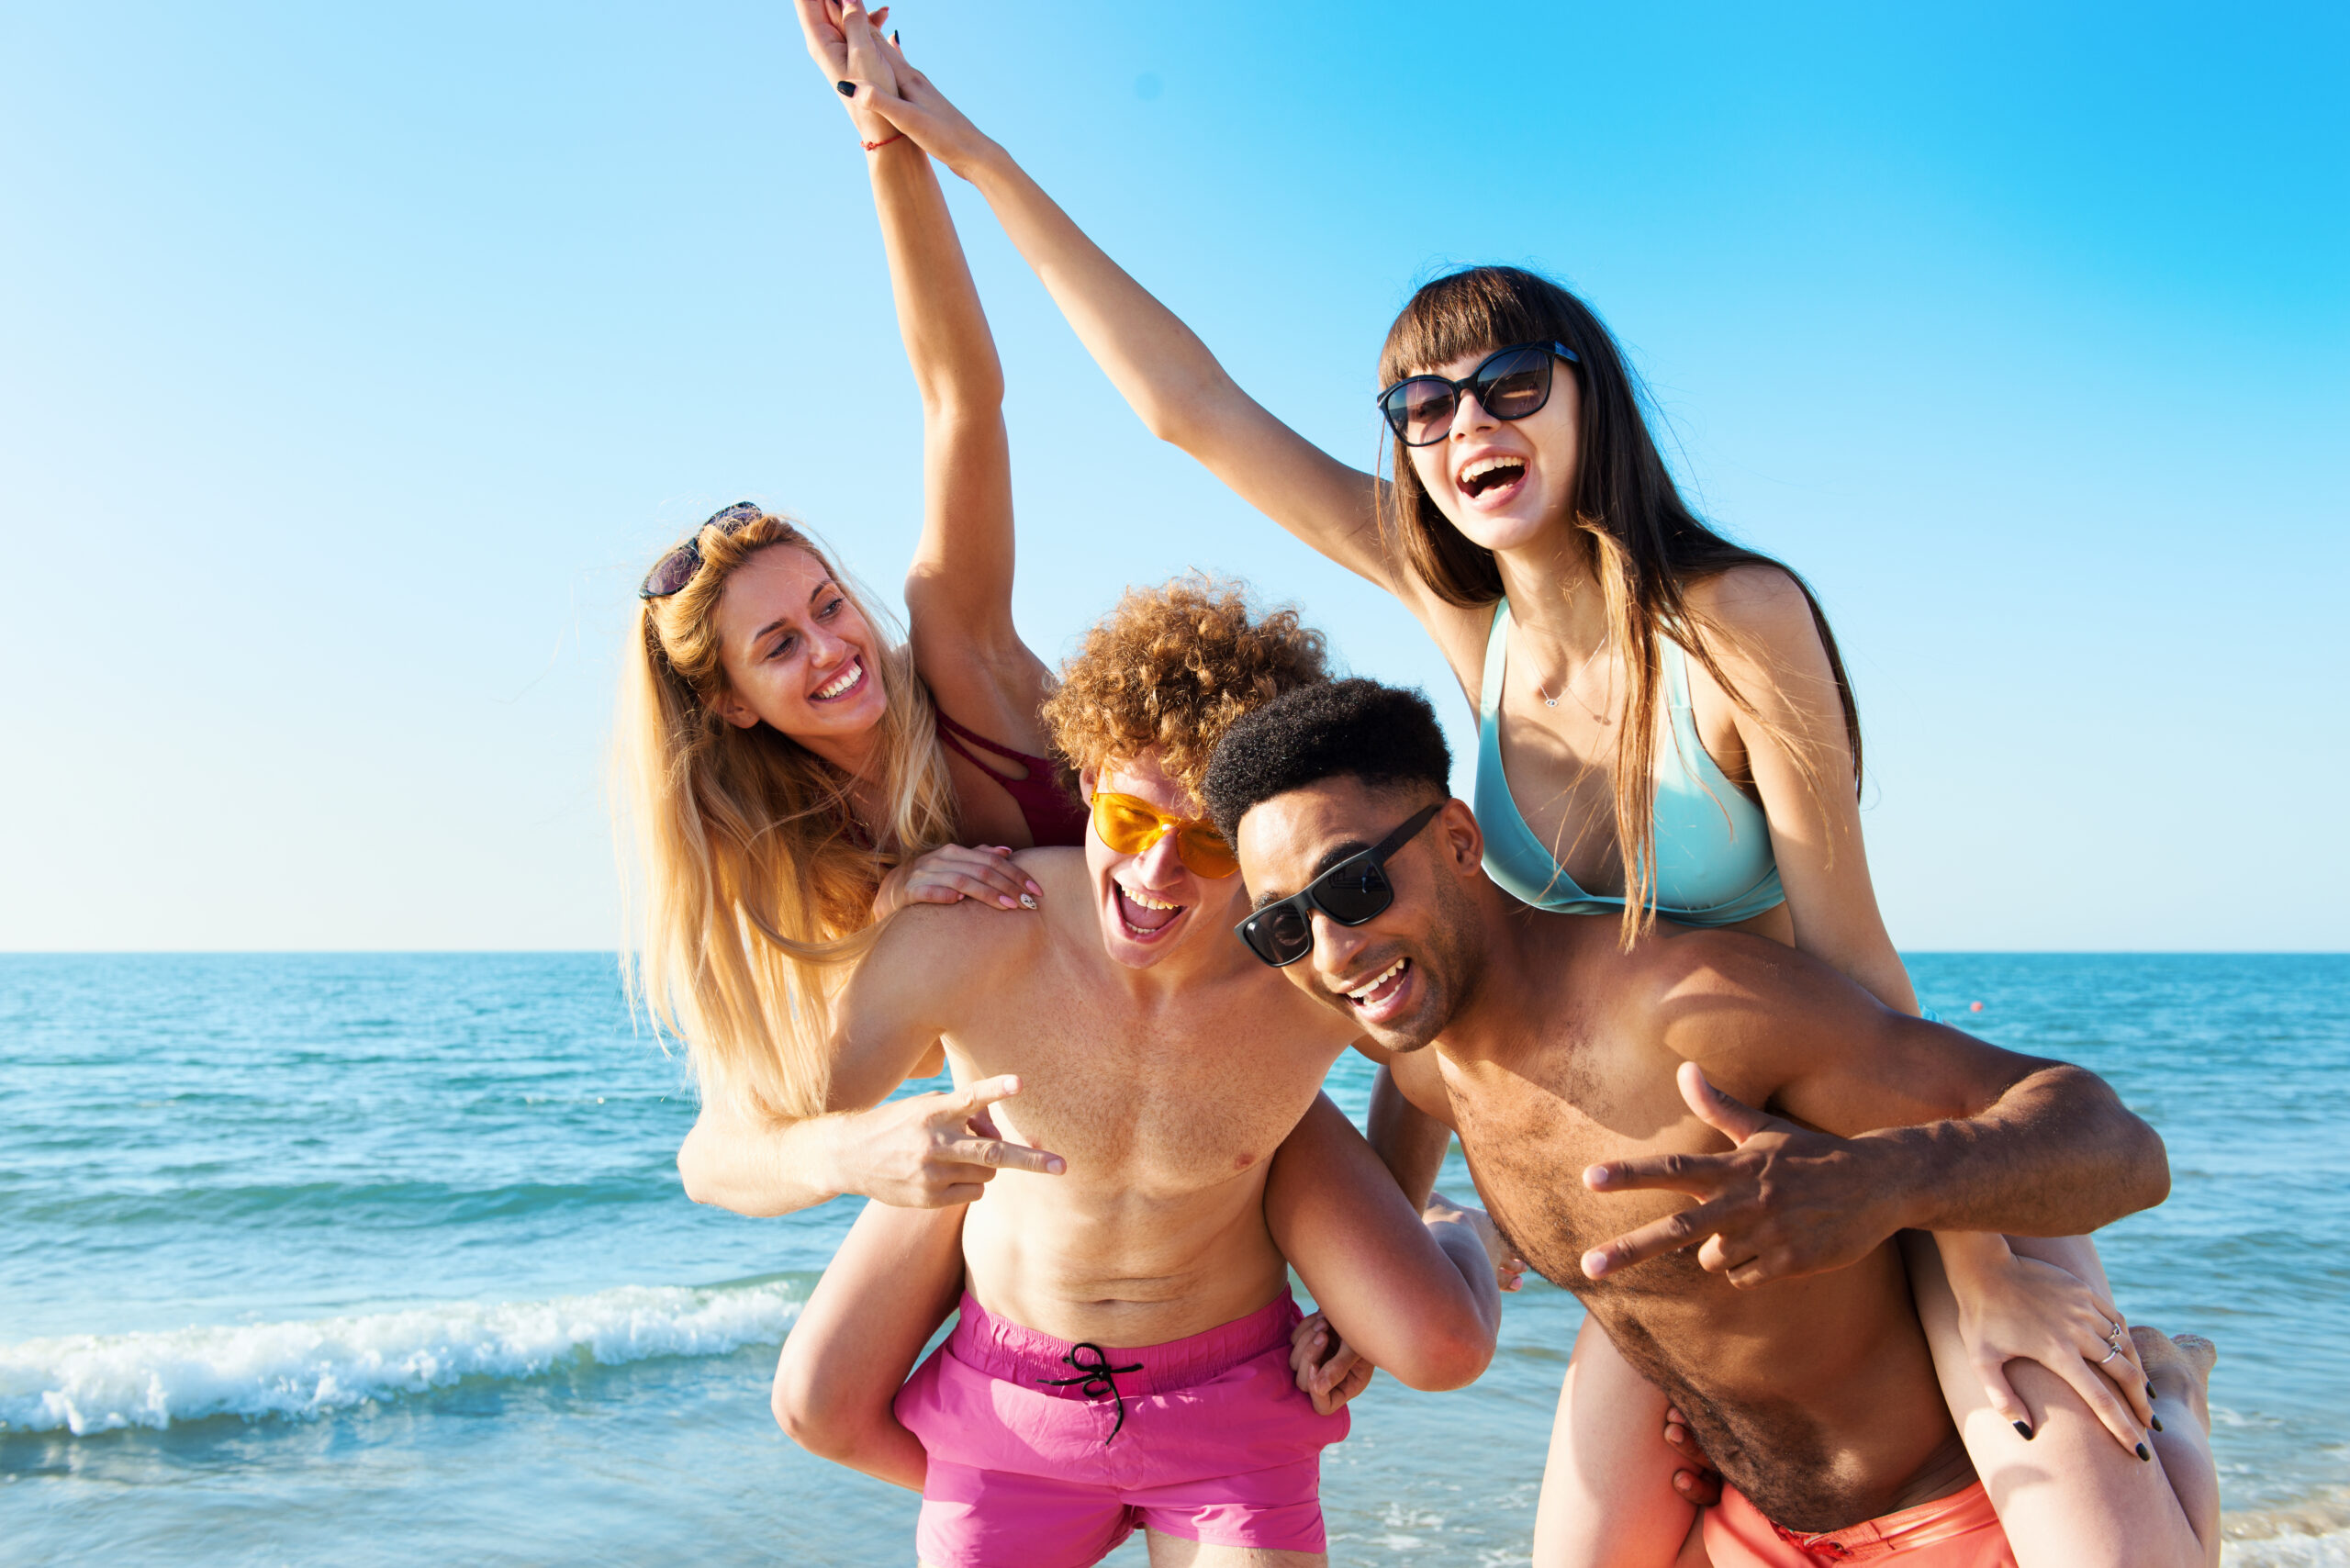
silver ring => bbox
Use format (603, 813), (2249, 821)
(2106, 1317), (2124, 1339)
(2099, 1344), (2121, 1363)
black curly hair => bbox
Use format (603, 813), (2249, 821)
(1201, 678), (1451, 843)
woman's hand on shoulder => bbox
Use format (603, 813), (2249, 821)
(873, 845), (1046, 920)
(1937, 1231), (2155, 1453)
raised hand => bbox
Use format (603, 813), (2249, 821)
(874, 844), (1044, 918)
(1580, 1061), (1905, 1286)
(1939, 1232), (2155, 1454)
(837, 1074), (1065, 1207)
(790, 0), (898, 142)
(833, 23), (1001, 176)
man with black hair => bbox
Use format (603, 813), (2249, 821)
(1203, 677), (2221, 1567)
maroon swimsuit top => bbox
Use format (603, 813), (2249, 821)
(934, 711), (1089, 849)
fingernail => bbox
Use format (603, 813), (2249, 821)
(998, 896), (1016, 908)
(2147, 1381), (2157, 1400)
(2136, 1442), (2151, 1462)
(1046, 1159), (1064, 1174)
(2151, 1415), (2164, 1432)
(1026, 880), (1043, 895)
(836, 81), (856, 96)
(2012, 1421), (2033, 1440)
(892, 28), (901, 43)
(1018, 893), (1038, 910)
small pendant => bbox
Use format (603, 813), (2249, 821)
(1543, 697), (1559, 708)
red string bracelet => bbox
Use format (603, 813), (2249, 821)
(862, 131), (905, 151)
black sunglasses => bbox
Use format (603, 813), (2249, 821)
(639, 501), (765, 599)
(1376, 342), (1580, 448)
(1234, 802), (1443, 968)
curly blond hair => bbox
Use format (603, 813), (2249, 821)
(1043, 575), (1330, 800)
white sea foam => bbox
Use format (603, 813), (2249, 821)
(0, 1281), (802, 1435)
(2225, 1534), (2350, 1566)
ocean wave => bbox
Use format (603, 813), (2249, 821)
(0, 1280), (801, 1435)
(8, 1173), (679, 1229)
(2225, 1533), (2350, 1566)
(2225, 1488), (2350, 1565)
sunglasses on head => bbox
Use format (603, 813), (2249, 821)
(1234, 802), (1443, 968)
(1091, 792), (1240, 879)
(639, 501), (765, 599)
(1376, 342), (1580, 449)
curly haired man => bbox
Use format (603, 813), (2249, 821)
(716, 578), (1512, 1568)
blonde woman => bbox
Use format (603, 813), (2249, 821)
(833, 18), (2219, 1567)
(625, 0), (1089, 1212)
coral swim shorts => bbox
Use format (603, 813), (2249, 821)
(893, 1291), (1348, 1568)
(1704, 1478), (2016, 1566)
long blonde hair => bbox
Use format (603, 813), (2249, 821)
(1379, 267), (1862, 946)
(617, 510), (957, 1119)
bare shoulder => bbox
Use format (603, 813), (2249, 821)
(874, 853), (1068, 970)
(1619, 920), (1823, 1038)
(1685, 564), (1827, 662)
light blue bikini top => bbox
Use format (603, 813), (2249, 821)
(1475, 599), (1787, 925)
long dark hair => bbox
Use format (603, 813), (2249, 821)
(1378, 265), (1862, 943)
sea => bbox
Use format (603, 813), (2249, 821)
(2, 953), (2344, 1566)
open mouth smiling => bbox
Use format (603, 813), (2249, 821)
(1337, 955), (1412, 1022)
(1456, 454), (1527, 500)
(811, 656), (866, 702)
(1114, 882), (1187, 941)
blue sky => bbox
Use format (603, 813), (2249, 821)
(3, 2), (2343, 951)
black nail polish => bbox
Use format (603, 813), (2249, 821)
(2147, 1381), (2157, 1400)
(836, 80), (856, 96)
(2012, 1420), (2033, 1440)
(2136, 1441), (2152, 1462)
(2152, 1415), (2164, 1433)
(892, 28), (901, 44)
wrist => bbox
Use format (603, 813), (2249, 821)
(1852, 1126), (1936, 1236)
(1931, 1229), (2015, 1287)
(955, 137), (1016, 189)
(805, 1113), (861, 1204)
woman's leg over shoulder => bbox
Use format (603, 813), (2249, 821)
(1905, 1233), (2219, 1568)
(1533, 1314), (1699, 1568)
(772, 1198), (967, 1492)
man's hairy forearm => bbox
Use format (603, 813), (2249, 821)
(1866, 1064), (2169, 1237)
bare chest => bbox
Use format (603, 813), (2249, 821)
(1438, 1043), (1949, 1532)
(944, 981), (1343, 1193)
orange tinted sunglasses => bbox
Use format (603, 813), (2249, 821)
(1089, 792), (1240, 879)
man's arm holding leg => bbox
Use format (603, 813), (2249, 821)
(1583, 935), (2168, 1282)
(1266, 1093), (1506, 1409)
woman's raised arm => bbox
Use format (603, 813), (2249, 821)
(797, 1), (1052, 745)
(844, 23), (1412, 601)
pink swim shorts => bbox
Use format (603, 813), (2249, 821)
(893, 1291), (1348, 1568)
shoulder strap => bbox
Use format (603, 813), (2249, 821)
(1480, 599), (1512, 720)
